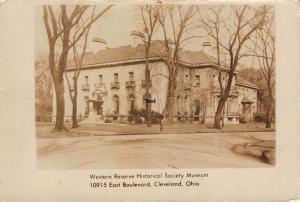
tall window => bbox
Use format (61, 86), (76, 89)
(84, 96), (89, 116)
(176, 95), (181, 114)
(195, 75), (200, 86)
(113, 95), (119, 114)
(185, 74), (189, 81)
(129, 94), (135, 113)
(129, 72), (134, 81)
(84, 75), (88, 84)
(98, 74), (103, 83)
(184, 95), (189, 114)
(114, 73), (118, 82)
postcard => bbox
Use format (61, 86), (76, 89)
(0, 0), (299, 201)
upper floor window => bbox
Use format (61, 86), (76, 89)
(195, 75), (200, 86)
(98, 74), (103, 83)
(185, 74), (189, 83)
(129, 72), (134, 81)
(114, 73), (118, 82)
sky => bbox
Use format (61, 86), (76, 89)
(35, 5), (139, 55)
(34, 4), (274, 69)
(35, 5), (208, 56)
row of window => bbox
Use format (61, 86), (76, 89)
(84, 72), (135, 84)
(82, 73), (258, 93)
(184, 74), (201, 81)
(238, 86), (257, 93)
(84, 73), (204, 83)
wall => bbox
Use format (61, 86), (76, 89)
(52, 62), (258, 124)
(54, 61), (169, 120)
(237, 85), (258, 121)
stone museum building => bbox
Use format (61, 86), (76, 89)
(53, 42), (258, 124)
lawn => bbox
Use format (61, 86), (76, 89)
(36, 122), (275, 138)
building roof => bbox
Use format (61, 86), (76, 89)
(66, 42), (257, 90)
(236, 76), (258, 89)
(67, 42), (218, 68)
(179, 50), (217, 65)
(241, 97), (254, 103)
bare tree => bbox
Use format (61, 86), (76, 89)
(252, 11), (275, 128)
(43, 5), (112, 131)
(198, 5), (268, 129)
(154, 5), (197, 124)
(35, 54), (52, 122)
(131, 5), (158, 127)
(64, 7), (99, 128)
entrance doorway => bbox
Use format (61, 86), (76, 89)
(93, 95), (104, 115)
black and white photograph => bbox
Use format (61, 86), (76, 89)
(2, 0), (300, 201)
(35, 3), (277, 169)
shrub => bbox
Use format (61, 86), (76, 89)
(254, 112), (266, 123)
(104, 119), (112, 123)
(118, 115), (128, 124)
(129, 109), (162, 124)
(239, 116), (247, 124)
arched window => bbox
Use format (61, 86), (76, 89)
(184, 95), (189, 113)
(84, 96), (89, 116)
(193, 100), (200, 121)
(176, 95), (181, 113)
(94, 95), (103, 115)
(193, 100), (200, 114)
(112, 95), (119, 114)
(129, 94), (135, 113)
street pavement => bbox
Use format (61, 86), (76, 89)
(36, 132), (275, 169)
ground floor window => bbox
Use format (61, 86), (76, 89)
(93, 95), (103, 115)
(129, 94), (135, 113)
(112, 94), (119, 114)
(84, 96), (89, 117)
(193, 100), (200, 121)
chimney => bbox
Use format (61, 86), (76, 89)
(201, 41), (213, 55)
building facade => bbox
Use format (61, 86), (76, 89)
(52, 44), (258, 124)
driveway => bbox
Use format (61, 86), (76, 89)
(37, 132), (275, 169)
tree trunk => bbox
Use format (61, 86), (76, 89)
(213, 69), (235, 129)
(213, 97), (226, 129)
(164, 75), (176, 124)
(71, 80), (79, 128)
(72, 98), (79, 128)
(265, 103), (272, 128)
(53, 77), (67, 131)
(265, 85), (273, 128)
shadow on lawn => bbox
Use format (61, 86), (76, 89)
(232, 140), (275, 165)
(36, 122), (275, 139)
